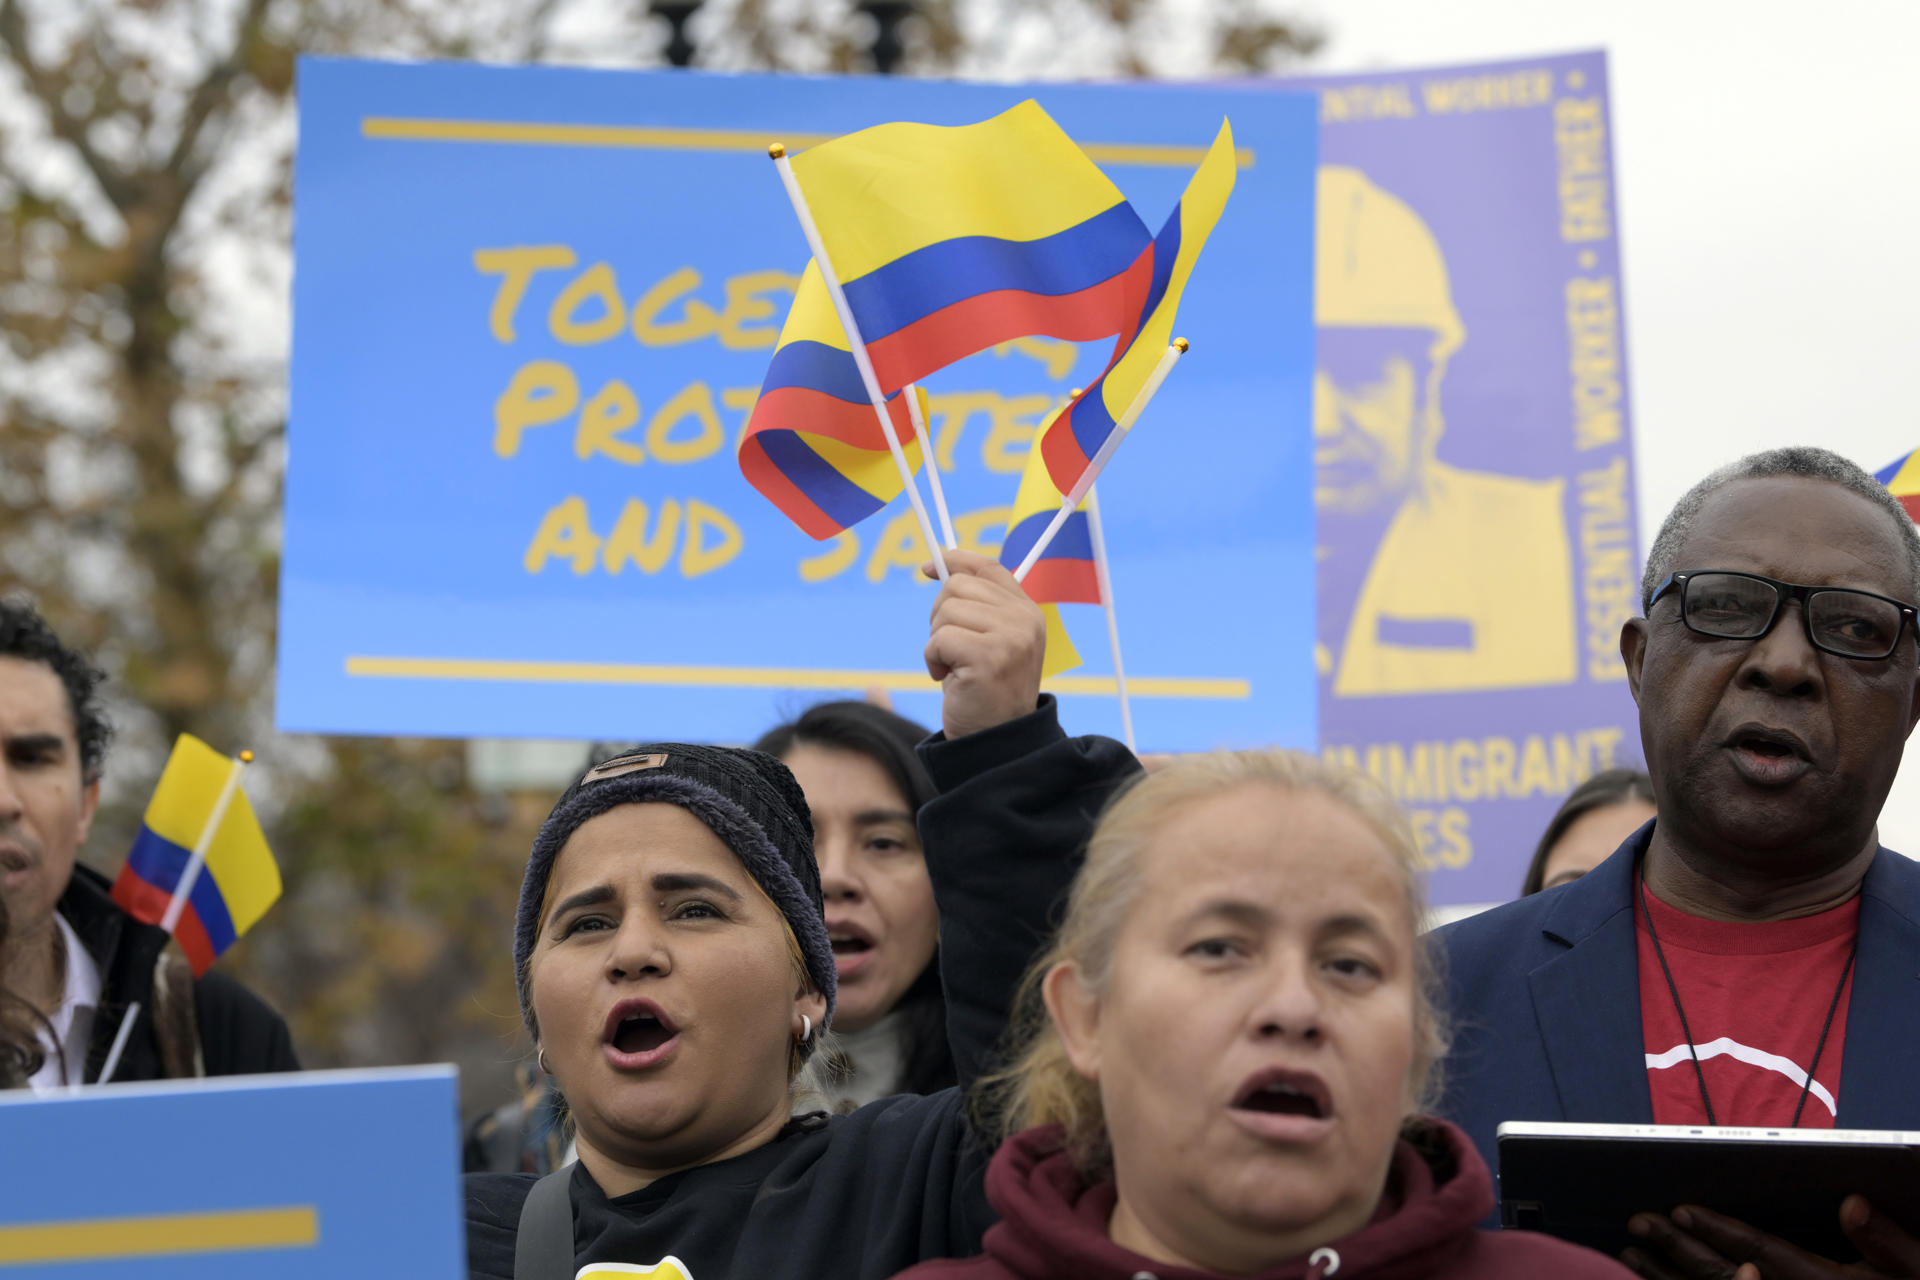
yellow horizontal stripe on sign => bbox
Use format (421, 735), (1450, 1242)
(345, 656), (1250, 701)
(360, 118), (1256, 169)
(0, 1206), (318, 1265)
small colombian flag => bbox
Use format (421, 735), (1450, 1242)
(111, 735), (281, 977)
(1003, 410), (1101, 606)
(1000, 410), (1091, 681)
(1875, 449), (1920, 523)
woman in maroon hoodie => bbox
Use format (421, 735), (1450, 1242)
(895, 751), (1633, 1280)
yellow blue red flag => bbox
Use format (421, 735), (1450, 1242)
(1036, 605), (1083, 682)
(111, 735), (280, 977)
(1876, 450), (1920, 523)
(739, 260), (928, 540)
(1001, 414), (1091, 680)
(1040, 119), (1236, 495)
(789, 100), (1151, 394)
(1002, 416), (1101, 607)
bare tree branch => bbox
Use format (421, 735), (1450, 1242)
(0, 0), (134, 208)
(165, 0), (275, 205)
(518, 0), (569, 62)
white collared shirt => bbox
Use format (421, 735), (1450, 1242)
(26, 912), (102, 1092)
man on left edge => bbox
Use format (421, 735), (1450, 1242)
(0, 598), (297, 1087)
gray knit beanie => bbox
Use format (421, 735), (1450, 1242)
(514, 743), (835, 1038)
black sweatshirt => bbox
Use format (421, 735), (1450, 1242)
(463, 697), (1140, 1280)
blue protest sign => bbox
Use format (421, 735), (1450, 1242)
(0, 1066), (463, 1277)
(280, 58), (1319, 750)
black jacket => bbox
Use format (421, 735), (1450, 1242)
(58, 864), (300, 1082)
(463, 697), (1138, 1280)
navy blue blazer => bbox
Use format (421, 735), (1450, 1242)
(1432, 821), (1920, 1204)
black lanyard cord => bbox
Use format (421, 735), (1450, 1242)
(1640, 873), (1718, 1126)
(1639, 872), (1859, 1128)
(1791, 936), (1858, 1127)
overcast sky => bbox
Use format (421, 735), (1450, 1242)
(1297, 0), (1920, 847)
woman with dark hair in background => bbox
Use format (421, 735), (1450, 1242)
(1519, 768), (1656, 897)
(755, 700), (954, 1108)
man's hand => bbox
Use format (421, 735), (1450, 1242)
(1622, 1199), (1920, 1279)
(922, 549), (1046, 741)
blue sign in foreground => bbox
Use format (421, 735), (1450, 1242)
(0, 1066), (463, 1278)
(280, 58), (1319, 750)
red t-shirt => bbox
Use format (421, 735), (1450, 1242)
(1637, 887), (1860, 1127)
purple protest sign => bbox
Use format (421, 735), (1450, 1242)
(1272, 51), (1642, 906)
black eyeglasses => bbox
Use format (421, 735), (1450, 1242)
(1649, 570), (1918, 660)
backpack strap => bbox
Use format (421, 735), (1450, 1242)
(513, 1167), (576, 1280)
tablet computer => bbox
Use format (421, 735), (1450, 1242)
(1497, 1121), (1920, 1262)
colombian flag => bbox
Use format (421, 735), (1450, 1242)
(739, 261), (930, 539)
(1875, 449), (1920, 523)
(789, 100), (1151, 394)
(1000, 416), (1089, 680)
(111, 735), (280, 977)
(1036, 606), (1084, 681)
(1040, 119), (1236, 496)
(1002, 413), (1101, 607)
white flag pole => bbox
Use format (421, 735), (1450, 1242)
(769, 143), (948, 580)
(1014, 338), (1186, 584)
(99, 748), (252, 1086)
(1085, 485), (1135, 753)
(91, 1011), (140, 1090)
(906, 384), (957, 549)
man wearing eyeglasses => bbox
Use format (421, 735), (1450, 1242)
(1433, 446), (1920, 1278)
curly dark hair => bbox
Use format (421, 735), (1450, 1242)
(0, 597), (113, 783)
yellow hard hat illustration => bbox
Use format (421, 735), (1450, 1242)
(1316, 166), (1465, 358)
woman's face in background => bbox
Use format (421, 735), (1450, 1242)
(783, 743), (937, 1034)
(1540, 799), (1655, 891)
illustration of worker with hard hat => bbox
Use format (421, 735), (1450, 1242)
(1315, 165), (1576, 696)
